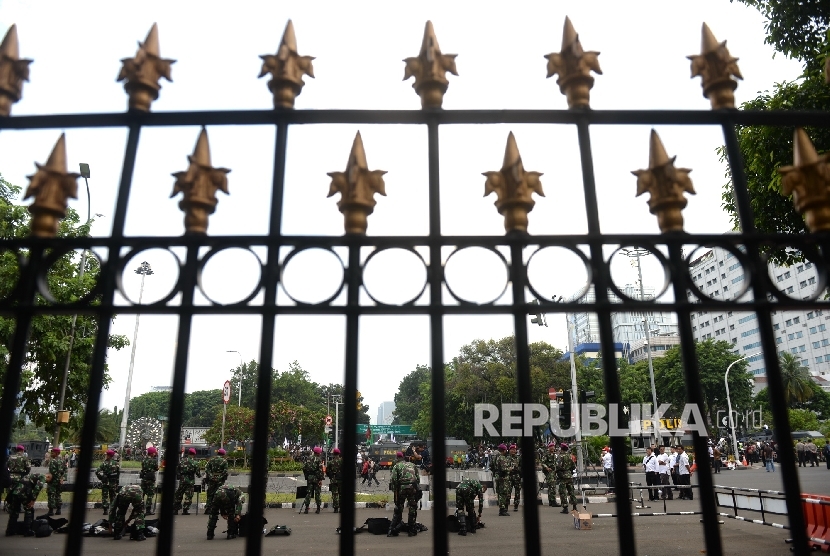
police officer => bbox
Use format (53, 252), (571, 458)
(204, 448), (229, 514)
(140, 447), (159, 515)
(303, 446), (324, 514)
(388, 451), (420, 537)
(455, 477), (486, 536)
(556, 443), (577, 514)
(96, 449), (120, 515)
(46, 447), (66, 516)
(173, 448), (201, 515)
(206, 485), (245, 540)
(540, 442), (560, 507)
(326, 448), (343, 513)
(109, 484), (146, 541)
(5, 472), (49, 537)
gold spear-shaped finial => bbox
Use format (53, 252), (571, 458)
(544, 16), (602, 109)
(687, 23), (743, 110)
(170, 128), (231, 235)
(779, 128), (830, 233)
(327, 132), (387, 235)
(403, 21), (458, 109)
(0, 24), (33, 117)
(23, 134), (80, 238)
(632, 130), (696, 233)
(258, 20), (315, 109)
(117, 23), (176, 112)
(483, 132), (545, 233)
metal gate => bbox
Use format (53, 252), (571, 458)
(1, 18), (829, 556)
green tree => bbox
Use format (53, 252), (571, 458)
(203, 405), (255, 447)
(393, 365), (430, 425)
(778, 351), (815, 404)
(653, 339), (754, 429)
(230, 359), (268, 410)
(272, 360), (320, 408)
(755, 385), (830, 420)
(128, 391), (171, 422)
(0, 175), (130, 440)
(721, 1), (830, 265)
(786, 408), (821, 432)
(184, 389), (223, 427)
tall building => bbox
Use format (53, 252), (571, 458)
(376, 401), (395, 425)
(688, 247), (830, 392)
(564, 285), (679, 362)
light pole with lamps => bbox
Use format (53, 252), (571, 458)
(53, 163), (92, 448)
(119, 261), (154, 449)
(226, 350), (243, 406)
(621, 247), (662, 446)
(726, 352), (758, 465)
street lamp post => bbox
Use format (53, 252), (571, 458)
(726, 352), (758, 464)
(119, 261), (154, 449)
(621, 247), (662, 446)
(226, 350), (243, 406)
(53, 163), (92, 448)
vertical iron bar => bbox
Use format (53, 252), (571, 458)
(427, 118), (448, 556)
(575, 119), (637, 551)
(245, 120), (287, 556)
(509, 238), (542, 556)
(66, 124), (141, 556)
(722, 121), (807, 553)
(157, 244), (199, 556)
(339, 238), (360, 556)
(667, 244), (723, 556)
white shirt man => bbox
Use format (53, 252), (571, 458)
(601, 448), (614, 494)
(643, 447), (659, 501)
(656, 446), (673, 500)
(675, 447), (692, 500)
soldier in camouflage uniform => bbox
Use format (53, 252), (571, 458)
(540, 442), (560, 507)
(506, 444), (522, 511)
(555, 443), (577, 513)
(7, 445), (31, 511)
(96, 449), (120, 515)
(302, 446), (324, 514)
(455, 477), (486, 536)
(173, 448), (201, 515)
(388, 451), (421, 537)
(140, 447), (159, 515)
(46, 447), (67, 516)
(5, 472), (49, 537)
(491, 443), (511, 516)
(325, 448), (343, 513)
(204, 448), (229, 514)
(206, 485), (245, 540)
(108, 484), (146, 541)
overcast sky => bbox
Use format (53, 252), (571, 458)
(0, 1), (804, 425)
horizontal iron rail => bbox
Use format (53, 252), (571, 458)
(2, 109), (830, 130)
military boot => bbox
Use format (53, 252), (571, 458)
(207, 528), (215, 540)
(47, 509), (54, 516)
(315, 506), (320, 514)
(304, 507), (309, 514)
(408, 525), (418, 537)
(498, 509), (509, 516)
(23, 514), (34, 537)
(135, 531), (146, 541)
(387, 516), (401, 537)
(560, 506), (569, 514)
(5, 518), (17, 537)
(513, 504), (519, 512)
(55, 507), (62, 516)
(572, 504), (578, 512)
(182, 509), (191, 515)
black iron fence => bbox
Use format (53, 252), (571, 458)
(2, 21), (830, 556)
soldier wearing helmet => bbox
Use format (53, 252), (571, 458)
(540, 442), (560, 508)
(46, 447), (66, 516)
(204, 448), (229, 514)
(326, 448), (343, 513)
(5, 472), (50, 537)
(96, 449), (120, 515)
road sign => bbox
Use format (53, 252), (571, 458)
(549, 388), (557, 400)
(222, 380), (231, 404)
(325, 415), (333, 426)
(356, 424), (413, 435)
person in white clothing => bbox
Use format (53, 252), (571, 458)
(642, 447), (659, 501)
(675, 446), (692, 500)
(601, 447), (614, 494)
(656, 445), (673, 500)
(668, 446), (678, 498)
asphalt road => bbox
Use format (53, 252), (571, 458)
(5, 464), (828, 555)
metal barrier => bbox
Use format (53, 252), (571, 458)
(1, 18), (828, 556)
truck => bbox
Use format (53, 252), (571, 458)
(10, 440), (49, 467)
(368, 441), (402, 469)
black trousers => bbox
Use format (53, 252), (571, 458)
(677, 474), (692, 499)
(645, 472), (659, 500)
